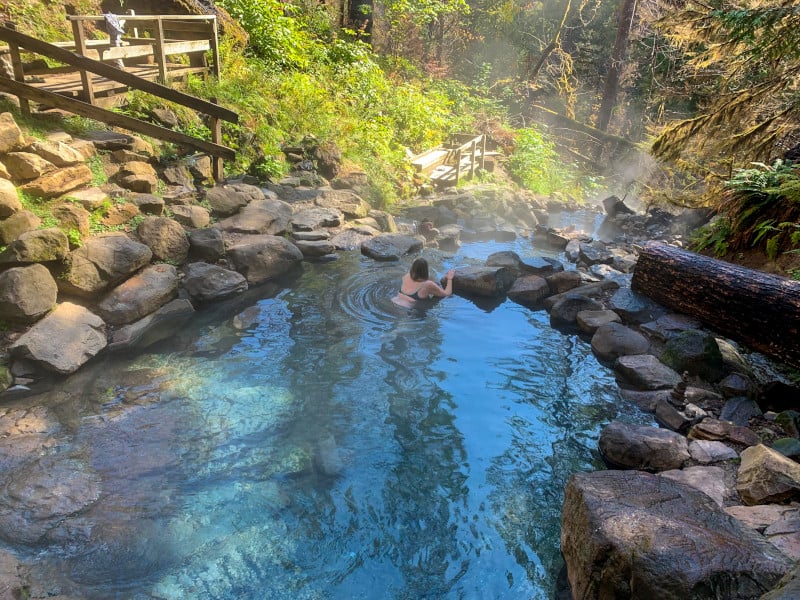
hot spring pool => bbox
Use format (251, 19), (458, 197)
(10, 238), (648, 599)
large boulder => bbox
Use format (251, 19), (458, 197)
(188, 227), (225, 261)
(182, 262), (248, 304)
(9, 302), (106, 374)
(136, 216), (189, 264)
(661, 329), (726, 382)
(95, 264), (180, 325)
(0, 228), (69, 264)
(205, 182), (264, 217)
(737, 444), (800, 506)
(292, 207), (343, 231)
(215, 198), (293, 236)
(112, 161), (158, 193)
(226, 234), (303, 285)
(0, 178), (21, 218)
(688, 417), (762, 447)
(577, 309), (621, 334)
(0, 210), (41, 245)
(614, 354), (682, 390)
(3, 151), (55, 181)
(170, 204), (211, 229)
(26, 139), (84, 167)
(361, 233), (423, 261)
(591, 322), (650, 362)
(599, 421), (690, 471)
(0, 264), (58, 323)
(0, 112), (24, 153)
(507, 274), (550, 307)
(561, 470), (792, 599)
(549, 293), (603, 330)
(453, 266), (516, 298)
(315, 188), (370, 219)
(58, 233), (153, 297)
(107, 299), (195, 351)
(19, 164), (93, 199)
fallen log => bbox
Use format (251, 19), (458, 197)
(631, 241), (800, 368)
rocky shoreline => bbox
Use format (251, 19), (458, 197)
(0, 109), (797, 597)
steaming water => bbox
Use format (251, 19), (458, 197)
(19, 236), (647, 599)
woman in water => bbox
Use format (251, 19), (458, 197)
(393, 257), (455, 307)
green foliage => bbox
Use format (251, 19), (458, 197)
(66, 228), (83, 248)
(87, 155), (107, 187)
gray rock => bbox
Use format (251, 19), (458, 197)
(578, 241), (613, 265)
(661, 329), (726, 382)
(591, 322), (650, 362)
(0, 228), (69, 263)
(737, 444), (800, 505)
(360, 233), (423, 261)
(772, 438), (800, 460)
(660, 465), (730, 506)
(294, 239), (336, 258)
(182, 262), (248, 304)
(315, 188), (370, 219)
(112, 160), (158, 193)
(292, 230), (330, 241)
(507, 274), (550, 307)
(542, 279), (619, 310)
(550, 294), (603, 330)
(137, 216), (189, 264)
(544, 270), (582, 295)
(0, 264), (58, 323)
(719, 372), (754, 398)
(331, 227), (376, 250)
(599, 420), (690, 471)
(58, 233), (153, 297)
(64, 187), (109, 211)
(689, 417), (762, 447)
(720, 396), (762, 427)
(205, 182), (265, 217)
(161, 163), (193, 188)
(107, 299), (195, 351)
(292, 207), (343, 231)
(689, 439), (739, 463)
(9, 302), (106, 374)
(170, 204), (211, 229)
(216, 198), (293, 236)
(226, 234), (303, 284)
(561, 470), (791, 599)
(128, 193), (165, 215)
(615, 354), (682, 390)
(640, 313), (703, 342)
(188, 227), (225, 261)
(0, 210), (41, 245)
(608, 287), (660, 324)
(96, 264), (179, 325)
(452, 266), (516, 298)
(577, 309), (621, 334)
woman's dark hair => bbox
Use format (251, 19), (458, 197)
(409, 258), (429, 281)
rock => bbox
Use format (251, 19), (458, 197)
(725, 504), (800, 532)
(294, 239), (336, 258)
(188, 227), (225, 261)
(689, 417), (762, 447)
(315, 188), (370, 218)
(85, 129), (136, 151)
(58, 233), (152, 297)
(660, 465), (730, 506)
(65, 187), (109, 211)
(150, 107), (179, 128)
(186, 154), (213, 183)
(591, 322), (650, 362)
(618, 388), (673, 412)
(292, 207), (343, 231)
(485, 250), (529, 277)
(764, 517), (800, 561)
(640, 313), (703, 342)
(9, 302), (106, 374)
(561, 470), (791, 599)
(661, 329), (725, 382)
(689, 439), (739, 463)
(577, 309), (621, 334)
(0, 264), (58, 323)
(205, 182), (264, 217)
(719, 372), (755, 398)
(578, 241), (613, 265)
(507, 274), (550, 307)
(602, 194), (636, 217)
(107, 298), (195, 351)
(550, 294), (603, 331)
(608, 287), (660, 324)
(0, 179), (21, 218)
(292, 230), (330, 241)
(0, 228), (69, 263)
(545, 270), (582, 295)
(452, 266), (516, 298)
(137, 216), (190, 264)
(599, 420), (690, 471)
(128, 193), (165, 215)
(0, 210), (40, 245)
(655, 398), (695, 432)
(737, 444), (800, 505)
(182, 262), (248, 304)
(4, 151), (55, 180)
(331, 227), (376, 250)
(0, 112), (24, 153)
(368, 209), (396, 232)
(95, 264), (179, 325)
(112, 160), (159, 193)
(215, 198), (293, 235)
(615, 354), (682, 390)
(543, 279), (619, 310)
(360, 233), (423, 261)
(170, 204), (211, 229)
(19, 164), (93, 198)
(226, 234), (303, 285)
(772, 438), (800, 460)
(720, 396), (762, 427)
(26, 139), (84, 166)
(51, 202), (91, 237)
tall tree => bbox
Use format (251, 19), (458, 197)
(596, 0), (638, 133)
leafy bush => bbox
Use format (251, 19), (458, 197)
(507, 127), (590, 197)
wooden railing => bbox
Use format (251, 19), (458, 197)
(411, 133), (488, 186)
(0, 18), (236, 180)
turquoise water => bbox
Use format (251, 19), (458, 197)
(19, 239), (645, 599)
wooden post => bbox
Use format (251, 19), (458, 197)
(154, 17), (168, 83)
(210, 97), (223, 181)
(209, 16), (220, 79)
(469, 139), (476, 179)
(480, 134), (486, 170)
(454, 148), (462, 186)
(70, 17), (95, 105)
(5, 23), (29, 116)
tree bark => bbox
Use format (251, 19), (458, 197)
(631, 242), (800, 368)
(595, 0), (637, 134)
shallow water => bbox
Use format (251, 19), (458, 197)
(14, 237), (648, 599)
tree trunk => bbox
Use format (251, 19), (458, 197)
(631, 242), (800, 368)
(527, 0), (572, 81)
(595, 0), (637, 134)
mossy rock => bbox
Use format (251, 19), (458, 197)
(661, 329), (725, 383)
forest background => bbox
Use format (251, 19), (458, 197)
(2, 0), (800, 277)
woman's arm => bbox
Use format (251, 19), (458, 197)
(425, 269), (455, 298)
